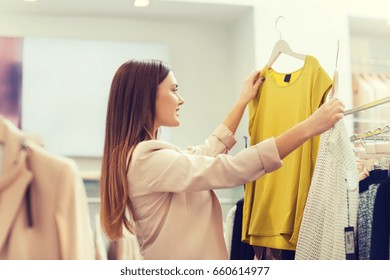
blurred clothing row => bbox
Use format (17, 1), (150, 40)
(352, 72), (390, 107)
(352, 72), (390, 132)
(0, 116), (141, 260)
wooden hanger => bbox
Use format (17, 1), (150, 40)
(266, 16), (306, 69)
(330, 40), (339, 99)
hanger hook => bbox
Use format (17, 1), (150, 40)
(372, 127), (381, 142)
(275, 16), (286, 40)
(360, 131), (368, 148)
(382, 124), (390, 142)
(335, 39), (340, 68)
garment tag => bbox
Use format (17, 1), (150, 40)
(284, 74), (291, 83)
(344, 226), (355, 260)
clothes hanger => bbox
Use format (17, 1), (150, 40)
(329, 40), (339, 99)
(375, 126), (390, 176)
(375, 127), (390, 154)
(377, 73), (387, 82)
(360, 72), (372, 81)
(266, 16), (306, 69)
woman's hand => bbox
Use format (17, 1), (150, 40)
(238, 70), (265, 105)
(223, 70), (265, 134)
(275, 98), (345, 160)
(304, 98), (345, 137)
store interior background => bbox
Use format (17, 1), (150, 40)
(1, 0), (389, 220)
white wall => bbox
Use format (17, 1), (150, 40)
(228, 9), (256, 155)
(0, 7), (257, 220)
(213, 8), (256, 214)
(0, 14), (243, 169)
(253, 0), (351, 106)
(2, 0), (389, 224)
(345, 0), (390, 19)
(2, 0), (389, 167)
(22, 38), (171, 157)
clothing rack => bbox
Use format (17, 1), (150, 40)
(345, 96), (390, 116)
(350, 124), (390, 142)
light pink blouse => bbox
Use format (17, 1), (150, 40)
(128, 124), (282, 260)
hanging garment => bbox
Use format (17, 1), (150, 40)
(363, 74), (390, 121)
(117, 229), (142, 260)
(94, 213), (107, 260)
(108, 228), (142, 260)
(352, 73), (375, 106)
(224, 204), (236, 259)
(230, 198), (254, 260)
(0, 116), (94, 259)
(295, 120), (359, 259)
(253, 246), (295, 260)
(364, 74), (389, 100)
(352, 74), (376, 133)
(370, 177), (390, 260)
(128, 124), (282, 260)
(242, 55), (332, 250)
(357, 169), (387, 260)
(381, 74), (390, 91)
(358, 184), (380, 260)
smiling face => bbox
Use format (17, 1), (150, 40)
(154, 71), (184, 133)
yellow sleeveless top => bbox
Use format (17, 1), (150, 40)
(242, 55), (332, 250)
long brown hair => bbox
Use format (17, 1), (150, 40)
(100, 59), (171, 240)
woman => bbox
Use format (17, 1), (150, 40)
(100, 59), (344, 260)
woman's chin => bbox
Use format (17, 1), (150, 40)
(164, 121), (180, 127)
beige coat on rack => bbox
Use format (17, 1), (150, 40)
(0, 116), (94, 259)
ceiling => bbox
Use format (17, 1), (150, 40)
(0, 0), (252, 23)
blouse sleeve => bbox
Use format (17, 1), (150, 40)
(130, 137), (282, 195)
(182, 124), (237, 157)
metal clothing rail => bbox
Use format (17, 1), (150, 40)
(344, 96), (390, 116)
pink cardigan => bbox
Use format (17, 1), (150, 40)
(128, 124), (282, 260)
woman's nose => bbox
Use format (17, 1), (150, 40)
(178, 93), (184, 105)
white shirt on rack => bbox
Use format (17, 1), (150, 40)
(295, 119), (359, 260)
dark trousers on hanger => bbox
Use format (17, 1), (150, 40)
(253, 246), (296, 260)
